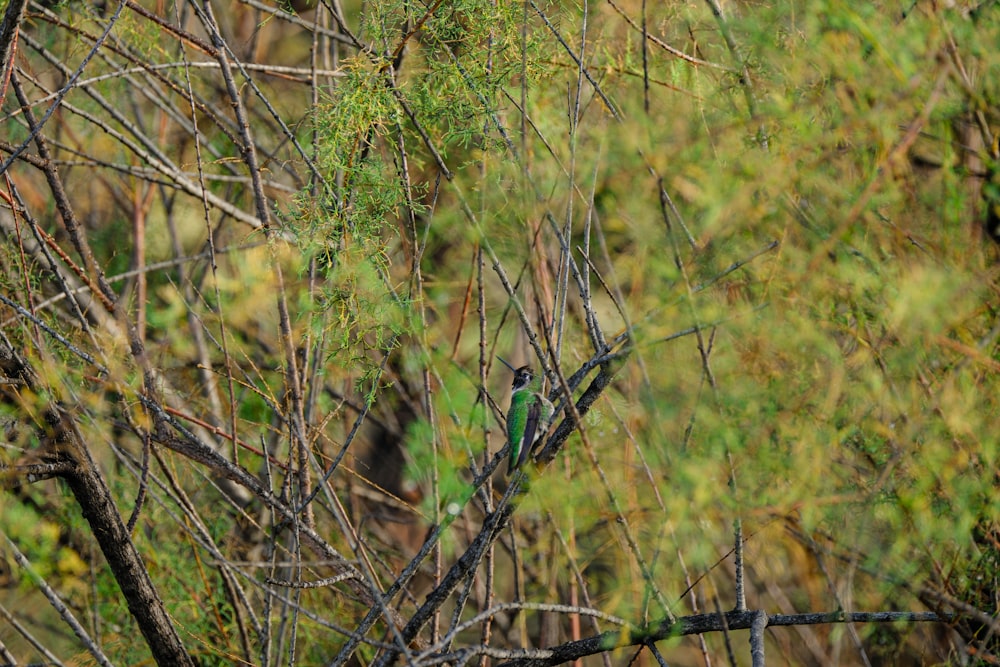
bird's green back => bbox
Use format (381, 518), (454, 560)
(507, 388), (531, 448)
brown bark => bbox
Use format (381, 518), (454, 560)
(0, 347), (195, 667)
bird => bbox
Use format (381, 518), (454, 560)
(497, 357), (554, 475)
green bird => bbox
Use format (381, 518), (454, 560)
(498, 357), (554, 475)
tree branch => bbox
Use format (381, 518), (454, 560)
(496, 609), (953, 667)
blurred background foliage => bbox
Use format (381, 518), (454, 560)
(1, 0), (999, 663)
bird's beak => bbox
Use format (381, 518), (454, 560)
(496, 356), (517, 372)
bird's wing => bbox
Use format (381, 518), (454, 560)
(517, 398), (543, 469)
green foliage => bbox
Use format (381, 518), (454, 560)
(4, 0), (1000, 663)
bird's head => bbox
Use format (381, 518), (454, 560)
(511, 366), (534, 392)
(498, 356), (535, 392)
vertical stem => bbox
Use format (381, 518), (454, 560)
(734, 519), (747, 612)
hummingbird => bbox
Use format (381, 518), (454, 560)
(497, 357), (554, 475)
